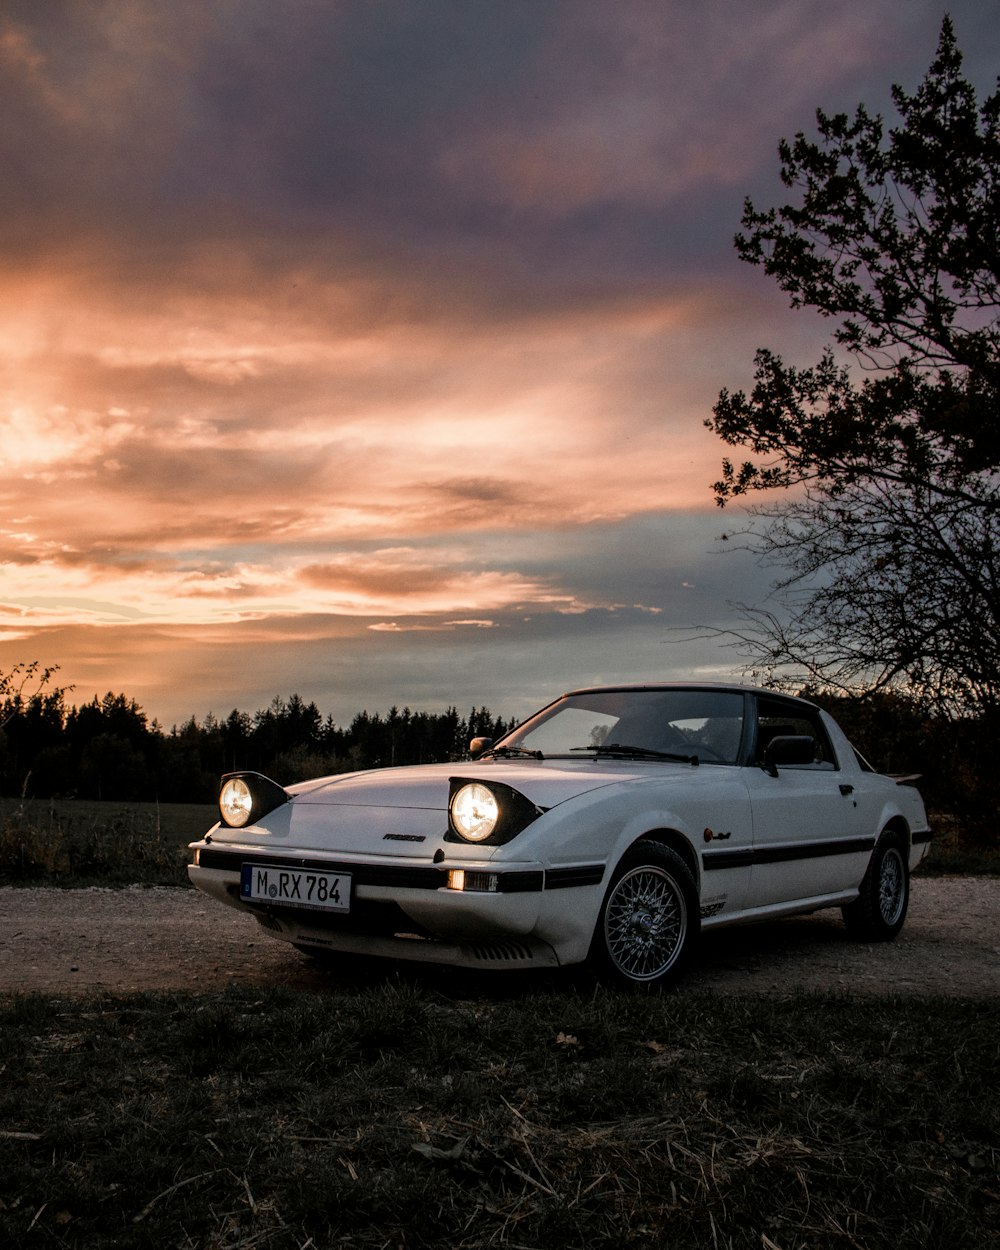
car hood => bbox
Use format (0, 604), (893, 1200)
(207, 760), (673, 857)
(288, 759), (656, 811)
(210, 759), (701, 859)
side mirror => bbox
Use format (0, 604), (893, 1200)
(762, 735), (815, 777)
(468, 736), (493, 759)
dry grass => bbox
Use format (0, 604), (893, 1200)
(1, 985), (998, 1248)
(0, 798), (214, 885)
(920, 813), (1000, 875)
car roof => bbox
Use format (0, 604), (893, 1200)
(560, 682), (819, 709)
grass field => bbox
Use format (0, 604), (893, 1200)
(1, 986), (998, 1248)
(0, 797), (997, 887)
(0, 797), (216, 886)
(1, 800), (998, 1246)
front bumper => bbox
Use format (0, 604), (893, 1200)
(189, 841), (546, 938)
(187, 840), (607, 970)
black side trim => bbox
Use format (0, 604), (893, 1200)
(912, 829), (933, 846)
(703, 835), (876, 872)
(703, 848), (754, 871)
(754, 835), (875, 865)
(500, 871), (545, 893)
(546, 864), (606, 889)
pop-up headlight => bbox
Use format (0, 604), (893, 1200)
(449, 783), (500, 841)
(218, 772), (289, 829)
(220, 777), (254, 827)
(446, 777), (542, 846)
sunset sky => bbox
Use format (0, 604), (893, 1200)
(2, 1), (997, 730)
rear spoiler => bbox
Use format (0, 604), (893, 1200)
(888, 773), (922, 786)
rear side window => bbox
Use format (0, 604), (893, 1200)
(754, 698), (838, 769)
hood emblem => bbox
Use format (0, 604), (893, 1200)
(383, 834), (426, 842)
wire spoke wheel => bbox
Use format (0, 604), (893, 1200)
(878, 846), (906, 927)
(842, 830), (909, 941)
(603, 864), (688, 982)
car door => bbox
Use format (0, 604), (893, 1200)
(743, 696), (872, 909)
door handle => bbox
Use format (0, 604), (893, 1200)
(839, 784), (854, 796)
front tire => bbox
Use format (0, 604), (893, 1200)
(588, 841), (699, 990)
(842, 831), (909, 941)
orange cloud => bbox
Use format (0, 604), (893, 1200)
(2, 0), (967, 725)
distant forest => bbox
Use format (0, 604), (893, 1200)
(0, 683), (996, 839)
(0, 689), (512, 804)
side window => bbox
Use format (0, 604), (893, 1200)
(754, 699), (838, 769)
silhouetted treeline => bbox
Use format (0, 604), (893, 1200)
(1, 685), (996, 840)
(0, 690), (512, 804)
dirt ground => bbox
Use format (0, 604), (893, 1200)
(0, 876), (997, 998)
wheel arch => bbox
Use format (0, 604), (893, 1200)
(628, 828), (700, 893)
(843, 814), (911, 941)
(881, 813), (911, 849)
(589, 831), (701, 988)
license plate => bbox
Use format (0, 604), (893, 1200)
(240, 864), (351, 913)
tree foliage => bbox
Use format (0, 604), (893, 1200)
(706, 18), (1000, 716)
(0, 671), (512, 803)
(0, 662), (67, 730)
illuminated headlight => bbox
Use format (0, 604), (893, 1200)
(449, 783), (499, 842)
(217, 771), (289, 829)
(446, 776), (542, 846)
(220, 777), (254, 827)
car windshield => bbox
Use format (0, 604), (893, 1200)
(496, 688), (745, 764)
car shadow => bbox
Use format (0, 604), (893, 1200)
(261, 908), (857, 1001)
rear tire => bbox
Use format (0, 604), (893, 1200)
(842, 831), (909, 941)
(588, 841), (699, 990)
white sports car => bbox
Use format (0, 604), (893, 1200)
(188, 683), (931, 988)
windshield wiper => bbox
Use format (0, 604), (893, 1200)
(572, 743), (700, 765)
(484, 745), (545, 760)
